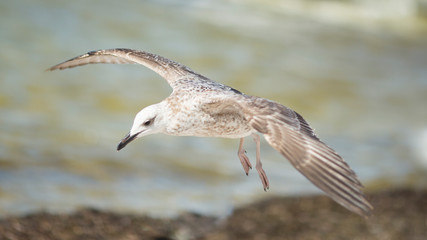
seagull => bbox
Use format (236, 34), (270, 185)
(48, 48), (373, 217)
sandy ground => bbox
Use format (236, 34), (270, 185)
(0, 188), (426, 240)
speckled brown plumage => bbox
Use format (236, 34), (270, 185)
(49, 48), (373, 217)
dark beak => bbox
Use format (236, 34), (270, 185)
(117, 132), (138, 151)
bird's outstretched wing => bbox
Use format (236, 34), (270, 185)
(48, 48), (206, 87)
(203, 96), (373, 217)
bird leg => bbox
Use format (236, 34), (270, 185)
(237, 138), (252, 175)
(252, 134), (269, 191)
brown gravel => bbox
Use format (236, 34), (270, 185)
(1, 188), (426, 240)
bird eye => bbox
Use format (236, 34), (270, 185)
(142, 117), (156, 127)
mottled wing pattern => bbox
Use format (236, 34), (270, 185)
(246, 97), (373, 217)
(203, 96), (372, 217)
(48, 48), (204, 87)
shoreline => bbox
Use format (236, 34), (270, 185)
(1, 188), (426, 240)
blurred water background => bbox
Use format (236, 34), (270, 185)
(1, 0), (427, 217)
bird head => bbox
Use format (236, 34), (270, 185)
(117, 103), (165, 150)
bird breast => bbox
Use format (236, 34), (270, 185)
(165, 110), (253, 138)
(164, 98), (254, 138)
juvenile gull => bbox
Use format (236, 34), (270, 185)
(49, 48), (373, 217)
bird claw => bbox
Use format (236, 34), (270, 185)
(257, 165), (270, 191)
(238, 149), (252, 175)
